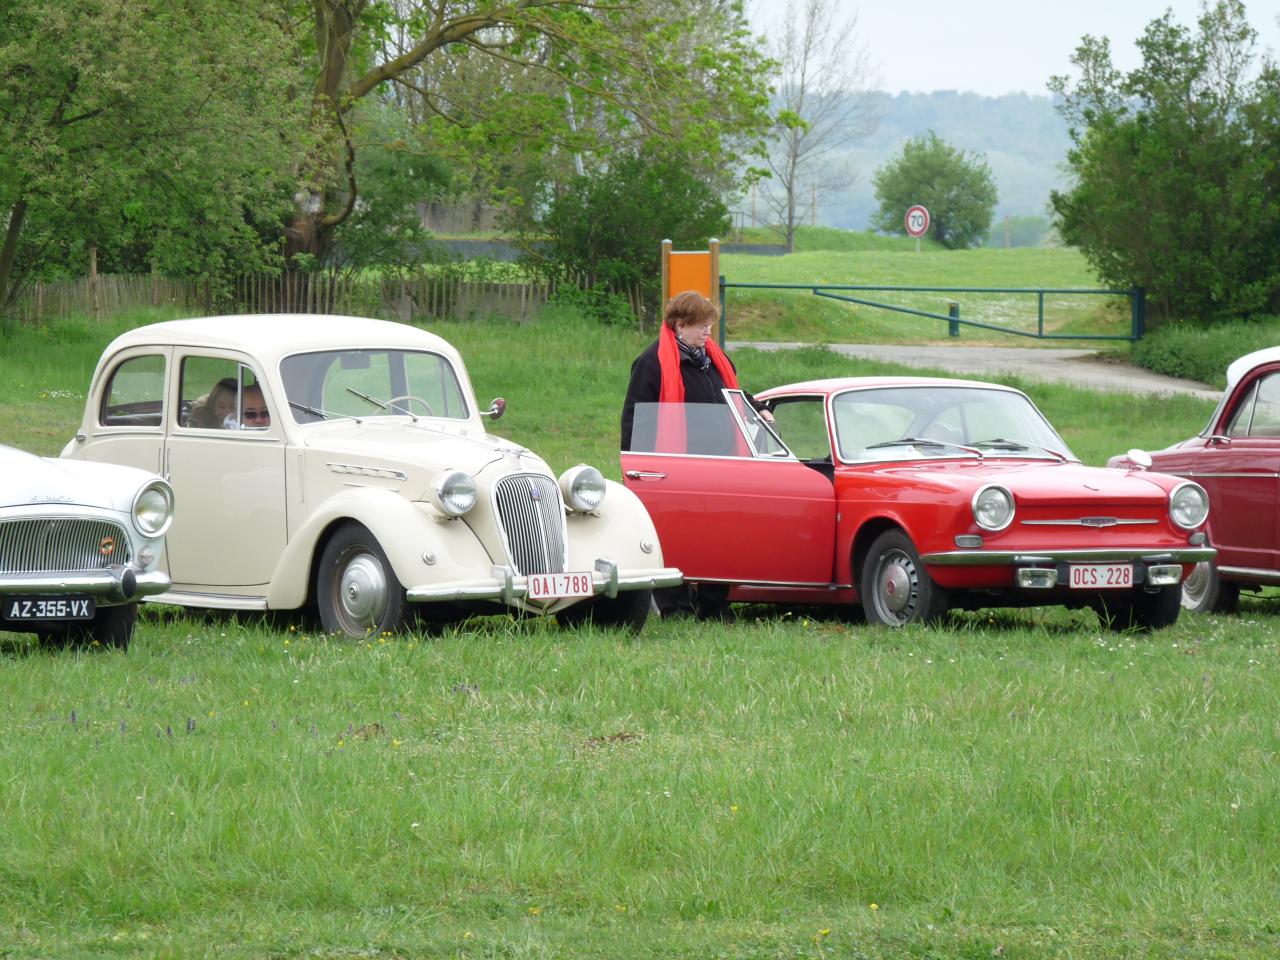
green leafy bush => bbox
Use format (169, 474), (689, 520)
(1131, 316), (1280, 387)
(545, 286), (636, 327)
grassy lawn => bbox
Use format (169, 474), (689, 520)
(1, 296), (1275, 958)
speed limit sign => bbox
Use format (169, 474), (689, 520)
(904, 205), (930, 238)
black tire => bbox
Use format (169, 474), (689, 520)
(1098, 585), (1182, 632)
(317, 523), (409, 638)
(556, 588), (652, 633)
(41, 604), (137, 651)
(860, 529), (950, 626)
(1180, 559), (1240, 614)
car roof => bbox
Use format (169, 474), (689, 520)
(1226, 346), (1280, 390)
(104, 315), (464, 365)
(758, 375), (1027, 397)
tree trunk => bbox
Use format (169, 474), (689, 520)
(0, 199), (29, 310)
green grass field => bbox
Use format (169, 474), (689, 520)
(1, 259), (1276, 959)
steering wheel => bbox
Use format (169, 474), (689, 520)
(385, 394), (436, 417)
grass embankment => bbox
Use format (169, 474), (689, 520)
(4, 308), (1275, 958)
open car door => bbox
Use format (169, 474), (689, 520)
(621, 391), (836, 585)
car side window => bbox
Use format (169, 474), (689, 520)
(770, 398), (831, 460)
(177, 357), (270, 432)
(1223, 375), (1280, 438)
(100, 355), (165, 427)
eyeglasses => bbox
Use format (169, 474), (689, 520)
(242, 409), (269, 421)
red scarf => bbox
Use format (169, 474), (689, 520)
(658, 322), (739, 401)
(655, 323), (742, 454)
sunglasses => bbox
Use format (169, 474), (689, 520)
(242, 409), (269, 421)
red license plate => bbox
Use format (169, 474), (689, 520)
(527, 571), (595, 600)
(1068, 563), (1134, 589)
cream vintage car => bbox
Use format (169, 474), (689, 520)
(1, 444), (172, 649)
(62, 315), (679, 636)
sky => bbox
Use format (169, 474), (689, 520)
(747, 0), (1280, 97)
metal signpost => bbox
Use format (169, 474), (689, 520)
(904, 204), (930, 253)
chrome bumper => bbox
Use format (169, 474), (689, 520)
(0, 566), (171, 602)
(406, 559), (683, 604)
(921, 547), (1217, 566)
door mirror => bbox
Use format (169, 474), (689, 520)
(483, 397), (506, 421)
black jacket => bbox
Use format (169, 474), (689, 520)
(621, 339), (758, 450)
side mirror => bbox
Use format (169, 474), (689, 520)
(1125, 448), (1153, 469)
(483, 397), (506, 421)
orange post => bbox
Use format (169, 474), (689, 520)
(660, 238), (720, 308)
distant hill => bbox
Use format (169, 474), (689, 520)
(746, 91), (1073, 233)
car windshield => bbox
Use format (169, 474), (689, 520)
(831, 385), (1076, 463)
(280, 349), (469, 423)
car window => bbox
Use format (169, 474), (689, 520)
(628, 402), (759, 457)
(100, 354), (165, 428)
(770, 397), (831, 460)
(832, 386), (1075, 462)
(177, 357), (270, 432)
(280, 349), (468, 423)
(1227, 373), (1280, 438)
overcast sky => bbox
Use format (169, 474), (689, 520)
(746, 0), (1280, 97)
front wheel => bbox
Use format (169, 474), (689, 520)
(1180, 559), (1240, 614)
(317, 523), (409, 638)
(556, 589), (652, 633)
(860, 529), (950, 627)
(39, 603), (138, 651)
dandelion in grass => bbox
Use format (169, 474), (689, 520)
(527, 906), (541, 917)
(463, 931), (474, 940)
(813, 928), (830, 943)
(869, 903), (878, 912)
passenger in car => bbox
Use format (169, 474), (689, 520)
(188, 378), (239, 428)
(239, 384), (271, 429)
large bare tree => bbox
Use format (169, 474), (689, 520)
(757, 0), (879, 251)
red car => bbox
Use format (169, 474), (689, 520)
(623, 377), (1214, 629)
(1108, 346), (1280, 614)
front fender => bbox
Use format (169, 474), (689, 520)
(266, 487), (494, 609)
(565, 479), (666, 570)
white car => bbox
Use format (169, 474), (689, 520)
(1, 445), (172, 648)
(62, 314), (679, 637)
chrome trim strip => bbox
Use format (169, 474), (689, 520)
(692, 577), (843, 588)
(326, 462), (408, 481)
(1021, 518), (1156, 526)
(148, 590), (267, 610)
(922, 547), (1217, 566)
(623, 450), (798, 464)
(1218, 565), (1280, 583)
(1182, 472), (1280, 479)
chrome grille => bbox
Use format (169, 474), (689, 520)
(0, 517), (131, 574)
(493, 474), (567, 575)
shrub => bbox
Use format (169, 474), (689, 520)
(1130, 316), (1280, 387)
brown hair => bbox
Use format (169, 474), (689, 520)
(663, 290), (719, 331)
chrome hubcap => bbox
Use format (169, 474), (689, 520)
(338, 553), (387, 628)
(878, 551), (918, 619)
(1181, 561), (1210, 610)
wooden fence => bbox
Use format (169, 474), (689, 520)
(8, 270), (645, 325)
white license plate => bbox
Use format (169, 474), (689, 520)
(1068, 563), (1134, 590)
(526, 572), (595, 601)
(4, 597), (96, 621)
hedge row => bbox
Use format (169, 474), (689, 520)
(1131, 317), (1280, 389)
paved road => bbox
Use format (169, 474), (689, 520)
(732, 341), (1221, 401)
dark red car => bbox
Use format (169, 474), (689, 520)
(1108, 346), (1280, 614)
(624, 377), (1214, 629)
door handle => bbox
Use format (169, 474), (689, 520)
(625, 470), (667, 480)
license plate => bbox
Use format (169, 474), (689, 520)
(526, 572), (595, 601)
(3, 596), (96, 621)
(1068, 563), (1134, 589)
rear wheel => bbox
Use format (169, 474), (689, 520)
(1180, 559), (1240, 614)
(860, 530), (950, 627)
(556, 589), (652, 633)
(317, 523), (409, 638)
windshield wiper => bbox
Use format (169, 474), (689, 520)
(288, 399), (361, 424)
(971, 438), (1067, 461)
(345, 387), (417, 423)
(865, 437), (981, 455)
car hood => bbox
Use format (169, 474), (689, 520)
(874, 459), (1176, 505)
(298, 420), (553, 491)
(0, 446), (148, 512)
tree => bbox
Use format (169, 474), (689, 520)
(0, 0), (302, 311)
(281, 0), (773, 270)
(538, 149), (729, 307)
(871, 132), (997, 249)
(757, 0), (879, 253)
(1049, 0), (1280, 323)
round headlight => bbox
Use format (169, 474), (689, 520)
(432, 470), (477, 517)
(1170, 481), (1209, 529)
(559, 464), (606, 512)
(132, 480), (174, 538)
(972, 484), (1014, 531)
